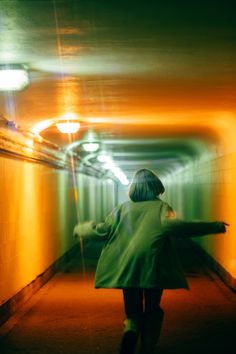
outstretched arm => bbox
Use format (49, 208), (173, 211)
(162, 219), (228, 238)
(73, 220), (110, 239)
(160, 202), (228, 237)
(73, 206), (120, 239)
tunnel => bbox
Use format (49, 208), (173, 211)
(0, 1), (236, 354)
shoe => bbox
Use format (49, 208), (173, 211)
(119, 330), (138, 354)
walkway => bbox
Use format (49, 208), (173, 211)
(0, 241), (236, 354)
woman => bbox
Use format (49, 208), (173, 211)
(74, 168), (228, 354)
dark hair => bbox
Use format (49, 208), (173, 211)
(128, 168), (165, 202)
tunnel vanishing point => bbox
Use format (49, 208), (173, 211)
(0, 0), (236, 329)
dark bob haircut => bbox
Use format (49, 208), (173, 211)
(128, 168), (165, 202)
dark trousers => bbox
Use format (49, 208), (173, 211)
(120, 288), (164, 354)
(123, 288), (163, 321)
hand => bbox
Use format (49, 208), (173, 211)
(221, 222), (230, 233)
(73, 225), (79, 238)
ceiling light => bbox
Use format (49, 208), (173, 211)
(81, 128), (100, 152)
(110, 165), (129, 185)
(0, 64), (29, 91)
(82, 142), (100, 152)
(100, 159), (129, 185)
(120, 178), (129, 186)
(56, 121), (80, 134)
(103, 161), (115, 169)
(97, 154), (112, 163)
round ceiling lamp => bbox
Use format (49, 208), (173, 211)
(56, 121), (80, 134)
(81, 129), (100, 152)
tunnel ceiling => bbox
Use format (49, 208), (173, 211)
(0, 0), (235, 176)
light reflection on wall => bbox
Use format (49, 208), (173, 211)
(0, 154), (117, 305)
(0, 159), (46, 300)
(57, 170), (76, 253)
(76, 174), (116, 223)
(164, 115), (236, 283)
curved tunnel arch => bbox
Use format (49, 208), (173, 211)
(0, 0), (235, 329)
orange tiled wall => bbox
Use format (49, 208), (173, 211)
(0, 156), (115, 305)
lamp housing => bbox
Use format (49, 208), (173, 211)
(0, 64), (29, 91)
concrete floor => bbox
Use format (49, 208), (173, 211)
(0, 241), (236, 354)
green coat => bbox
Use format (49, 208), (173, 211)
(74, 199), (225, 290)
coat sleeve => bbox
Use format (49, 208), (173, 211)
(161, 219), (227, 238)
(160, 201), (226, 237)
(73, 206), (120, 239)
